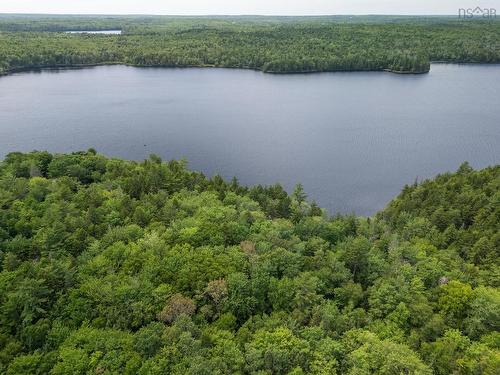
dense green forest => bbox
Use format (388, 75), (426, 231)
(0, 150), (498, 374)
(0, 15), (500, 74)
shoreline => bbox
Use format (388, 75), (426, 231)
(2, 61), (500, 78)
(0, 62), (431, 77)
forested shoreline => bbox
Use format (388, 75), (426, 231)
(0, 150), (498, 374)
(1, 16), (500, 75)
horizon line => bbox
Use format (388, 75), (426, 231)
(0, 13), (461, 17)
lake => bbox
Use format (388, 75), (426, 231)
(0, 64), (499, 215)
(65, 30), (122, 34)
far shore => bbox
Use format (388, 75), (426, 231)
(3, 61), (500, 78)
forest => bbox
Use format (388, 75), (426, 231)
(0, 150), (498, 374)
(0, 15), (500, 74)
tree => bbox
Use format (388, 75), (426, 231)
(438, 280), (473, 326)
(0, 151), (498, 373)
(464, 287), (500, 339)
(158, 294), (196, 324)
(245, 327), (310, 374)
(422, 329), (471, 375)
(344, 330), (432, 375)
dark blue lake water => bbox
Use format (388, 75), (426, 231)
(1, 64), (499, 215)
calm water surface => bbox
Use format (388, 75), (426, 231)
(1, 64), (499, 215)
(65, 30), (122, 34)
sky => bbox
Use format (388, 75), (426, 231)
(0, 1), (499, 16)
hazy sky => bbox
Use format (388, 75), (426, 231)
(1, 1), (499, 15)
